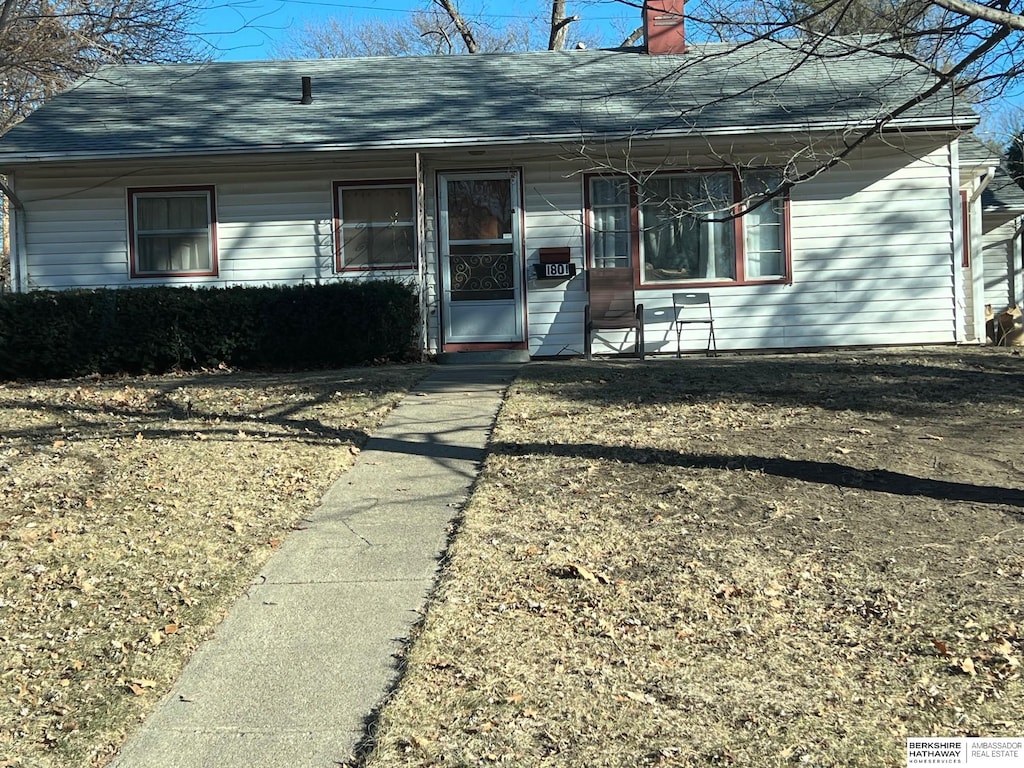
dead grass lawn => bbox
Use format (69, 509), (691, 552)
(364, 348), (1024, 768)
(0, 364), (429, 768)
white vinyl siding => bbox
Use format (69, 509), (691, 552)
(14, 135), (959, 357)
(18, 159), (420, 288)
(521, 160), (589, 357)
(982, 218), (1019, 314)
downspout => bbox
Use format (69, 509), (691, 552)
(968, 178), (986, 344)
(969, 165), (996, 204)
(415, 152), (428, 358)
(1014, 216), (1024, 309)
(0, 175), (27, 292)
(950, 141), (967, 343)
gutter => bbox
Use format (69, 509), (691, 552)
(0, 116), (980, 168)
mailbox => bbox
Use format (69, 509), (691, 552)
(535, 247), (576, 281)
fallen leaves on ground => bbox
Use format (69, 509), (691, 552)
(0, 365), (428, 767)
(364, 348), (1024, 768)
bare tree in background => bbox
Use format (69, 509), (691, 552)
(275, 0), (620, 59)
(0, 0), (208, 135)
(273, 7), (538, 58)
(0, 0), (208, 283)
(581, 0), (1024, 200)
(688, 0), (1024, 110)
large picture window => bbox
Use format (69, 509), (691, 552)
(128, 186), (217, 278)
(335, 182), (416, 271)
(641, 173), (736, 282)
(586, 170), (789, 285)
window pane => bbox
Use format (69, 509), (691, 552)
(643, 207), (699, 277)
(138, 235), (210, 273)
(338, 185), (416, 268)
(136, 197), (169, 230)
(176, 196), (208, 229)
(591, 178), (629, 206)
(446, 179), (512, 241)
(592, 229), (630, 268)
(342, 187), (413, 222)
(749, 220), (781, 253)
(743, 171), (785, 279)
(342, 223), (415, 268)
(137, 196), (208, 231)
(746, 248), (783, 278)
(641, 173), (735, 282)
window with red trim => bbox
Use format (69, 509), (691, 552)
(128, 186), (218, 278)
(586, 170), (789, 285)
(334, 181), (416, 271)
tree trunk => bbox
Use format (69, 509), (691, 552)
(433, 0), (479, 53)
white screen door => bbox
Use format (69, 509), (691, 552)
(439, 171), (524, 345)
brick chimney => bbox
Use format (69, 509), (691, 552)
(643, 0), (686, 55)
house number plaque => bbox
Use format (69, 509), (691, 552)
(535, 262), (577, 279)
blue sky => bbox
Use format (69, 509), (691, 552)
(197, 0), (644, 61)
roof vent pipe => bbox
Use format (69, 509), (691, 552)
(301, 76), (313, 104)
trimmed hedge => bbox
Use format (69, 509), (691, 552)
(0, 282), (420, 380)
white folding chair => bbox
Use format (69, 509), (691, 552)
(673, 292), (717, 357)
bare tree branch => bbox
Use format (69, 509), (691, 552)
(433, 0), (479, 53)
(929, 0), (1024, 31)
(0, 0), (206, 134)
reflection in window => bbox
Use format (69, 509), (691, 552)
(447, 179), (512, 241)
(130, 188), (217, 277)
(337, 183), (416, 270)
(641, 173), (735, 281)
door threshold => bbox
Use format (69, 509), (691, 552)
(437, 350), (530, 364)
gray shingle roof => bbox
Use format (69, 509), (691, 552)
(955, 136), (1024, 214)
(959, 134), (1001, 166)
(982, 167), (1024, 213)
(0, 39), (976, 165)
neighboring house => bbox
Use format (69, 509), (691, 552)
(0, 2), (1012, 359)
(957, 136), (1024, 341)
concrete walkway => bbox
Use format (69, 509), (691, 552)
(109, 364), (521, 768)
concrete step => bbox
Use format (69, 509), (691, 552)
(436, 349), (530, 364)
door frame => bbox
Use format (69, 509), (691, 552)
(437, 168), (528, 351)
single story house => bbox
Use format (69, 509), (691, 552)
(0, 2), (1019, 359)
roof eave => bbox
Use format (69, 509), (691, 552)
(0, 115), (978, 169)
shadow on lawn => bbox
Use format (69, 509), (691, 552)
(0, 370), (414, 447)
(491, 440), (1024, 508)
(522, 350), (1024, 416)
